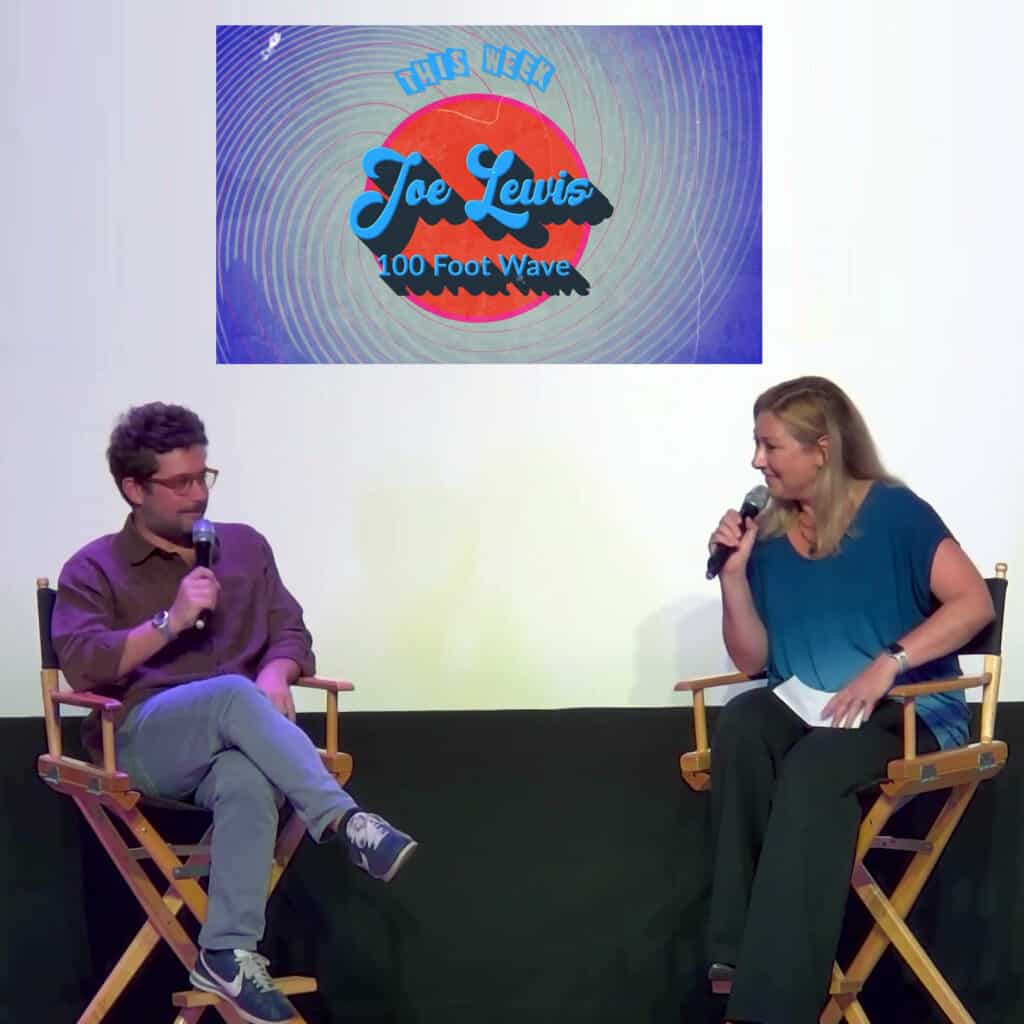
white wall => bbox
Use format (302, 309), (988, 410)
(3, 1), (1021, 717)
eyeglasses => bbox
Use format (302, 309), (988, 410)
(146, 468), (220, 495)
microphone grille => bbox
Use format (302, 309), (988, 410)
(744, 485), (770, 512)
(192, 518), (217, 544)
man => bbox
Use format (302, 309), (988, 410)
(52, 402), (417, 1024)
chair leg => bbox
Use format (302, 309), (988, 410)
(823, 784), (977, 1024)
(173, 1002), (304, 1024)
(77, 917), (166, 1024)
(79, 822), (217, 1024)
(115, 799), (210, 924)
(851, 862), (974, 1023)
(841, 1000), (872, 1024)
(820, 997), (873, 1024)
(820, 966), (873, 1024)
(75, 800), (255, 1019)
(172, 1008), (208, 1024)
(75, 800), (202, 980)
(77, 798), (312, 1024)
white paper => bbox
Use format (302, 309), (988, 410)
(772, 675), (864, 729)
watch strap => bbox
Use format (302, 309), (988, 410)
(151, 609), (175, 640)
(884, 642), (909, 674)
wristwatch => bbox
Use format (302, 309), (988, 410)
(884, 642), (909, 674)
(151, 609), (176, 642)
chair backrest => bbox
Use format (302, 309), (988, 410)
(37, 579), (58, 669)
(960, 573), (1008, 656)
(36, 578), (63, 757)
(964, 564), (1008, 743)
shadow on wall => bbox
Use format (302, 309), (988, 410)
(632, 595), (768, 707)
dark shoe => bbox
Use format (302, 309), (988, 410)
(707, 961), (735, 995)
(190, 948), (296, 1024)
(343, 811), (418, 882)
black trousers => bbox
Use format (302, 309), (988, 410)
(707, 687), (939, 1024)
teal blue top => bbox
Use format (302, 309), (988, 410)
(746, 482), (967, 749)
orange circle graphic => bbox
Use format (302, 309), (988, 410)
(365, 94), (591, 322)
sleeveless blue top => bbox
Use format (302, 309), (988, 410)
(746, 482), (967, 749)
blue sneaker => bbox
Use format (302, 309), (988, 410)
(344, 811), (418, 881)
(190, 948), (296, 1024)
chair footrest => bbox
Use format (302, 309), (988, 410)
(172, 975), (317, 1007)
(712, 975), (864, 997)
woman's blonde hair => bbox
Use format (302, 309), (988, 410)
(753, 376), (895, 556)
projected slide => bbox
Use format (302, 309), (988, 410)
(216, 26), (762, 363)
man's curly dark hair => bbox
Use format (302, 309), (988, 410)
(107, 402), (208, 501)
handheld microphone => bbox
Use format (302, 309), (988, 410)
(705, 485), (770, 580)
(192, 518), (216, 630)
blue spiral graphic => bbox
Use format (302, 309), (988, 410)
(217, 26), (761, 363)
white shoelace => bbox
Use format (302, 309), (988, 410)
(235, 951), (276, 994)
(348, 813), (386, 851)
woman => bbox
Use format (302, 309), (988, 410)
(706, 376), (993, 1024)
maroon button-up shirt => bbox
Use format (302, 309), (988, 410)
(52, 516), (315, 757)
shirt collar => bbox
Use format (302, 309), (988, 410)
(113, 514), (180, 566)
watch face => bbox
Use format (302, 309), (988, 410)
(885, 644), (908, 672)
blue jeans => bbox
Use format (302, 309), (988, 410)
(115, 674), (357, 950)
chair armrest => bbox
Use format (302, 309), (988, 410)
(291, 677), (353, 758)
(47, 690), (122, 772)
(675, 673), (764, 791)
(292, 676), (355, 693)
(892, 674), (990, 761)
(889, 673), (990, 699)
(674, 671), (760, 693)
(50, 690), (123, 712)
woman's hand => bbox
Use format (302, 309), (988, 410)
(709, 509), (759, 578)
(821, 656), (899, 728)
(713, 508), (768, 674)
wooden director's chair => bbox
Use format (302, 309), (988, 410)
(35, 578), (356, 1024)
(676, 563), (1009, 1024)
